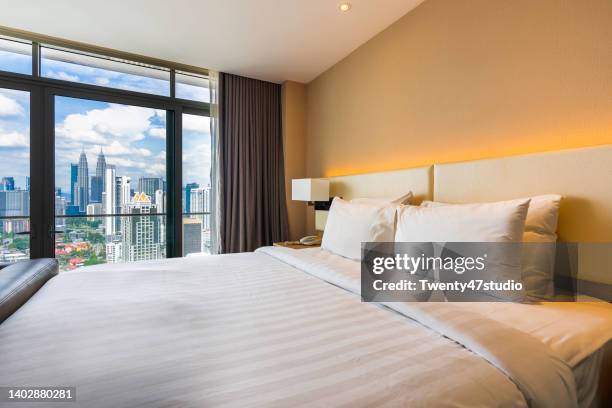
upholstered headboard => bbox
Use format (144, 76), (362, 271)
(316, 165), (433, 230)
(320, 144), (612, 286)
(434, 144), (612, 243)
(434, 144), (612, 286)
(328, 165), (434, 203)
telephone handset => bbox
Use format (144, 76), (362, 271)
(299, 235), (321, 246)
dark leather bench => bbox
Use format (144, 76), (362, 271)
(0, 259), (58, 323)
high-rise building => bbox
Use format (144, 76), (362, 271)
(0, 190), (30, 234)
(91, 148), (107, 202)
(190, 186), (211, 229)
(86, 202), (103, 221)
(70, 164), (78, 205)
(55, 194), (66, 229)
(120, 192), (163, 262)
(155, 189), (165, 213)
(90, 176), (103, 203)
(138, 177), (163, 203)
(25, 176), (30, 192)
(90, 149), (107, 202)
(106, 241), (123, 264)
(183, 218), (202, 255)
(120, 176), (132, 205)
(2, 177), (15, 191)
(95, 148), (107, 182)
(0, 190), (29, 217)
(184, 182), (199, 213)
(104, 166), (129, 237)
(75, 150), (89, 212)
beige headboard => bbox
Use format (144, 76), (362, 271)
(434, 145), (612, 286)
(317, 145), (612, 287)
(315, 165), (433, 230)
(328, 165), (433, 203)
(434, 144), (612, 242)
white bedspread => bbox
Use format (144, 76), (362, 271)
(0, 248), (609, 407)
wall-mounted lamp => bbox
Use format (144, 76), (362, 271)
(292, 178), (332, 210)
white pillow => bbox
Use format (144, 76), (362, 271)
(322, 197), (396, 261)
(351, 191), (413, 205)
(397, 199), (530, 301)
(422, 194), (561, 239)
(397, 198), (530, 242)
(421, 194), (562, 299)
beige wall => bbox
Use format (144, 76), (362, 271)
(306, 0), (612, 179)
(281, 81), (307, 240)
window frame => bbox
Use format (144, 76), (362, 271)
(0, 38), (210, 261)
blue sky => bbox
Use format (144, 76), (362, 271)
(0, 46), (211, 195)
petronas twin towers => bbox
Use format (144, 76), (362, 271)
(74, 147), (106, 212)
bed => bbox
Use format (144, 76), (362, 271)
(1, 145), (612, 407)
(0, 246), (610, 407)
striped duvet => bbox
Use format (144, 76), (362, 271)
(0, 248), (577, 407)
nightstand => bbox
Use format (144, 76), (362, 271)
(273, 241), (320, 250)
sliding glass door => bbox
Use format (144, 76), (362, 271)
(0, 86), (31, 262)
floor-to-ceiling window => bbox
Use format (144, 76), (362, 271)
(0, 87), (30, 262)
(54, 97), (168, 270)
(182, 113), (211, 256)
(0, 32), (210, 268)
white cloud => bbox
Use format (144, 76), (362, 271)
(148, 127), (166, 139)
(0, 131), (28, 147)
(55, 104), (156, 144)
(103, 140), (152, 157)
(183, 114), (210, 133)
(45, 70), (80, 82)
(0, 94), (25, 117)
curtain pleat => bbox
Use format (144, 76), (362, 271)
(219, 73), (289, 253)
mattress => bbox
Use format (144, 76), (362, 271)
(0, 248), (610, 407)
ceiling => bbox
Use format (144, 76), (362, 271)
(0, 0), (425, 83)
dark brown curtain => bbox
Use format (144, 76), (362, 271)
(219, 73), (289, 253)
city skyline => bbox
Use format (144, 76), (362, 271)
(0, 89), (211, 195)
(1, 57), (212, 268)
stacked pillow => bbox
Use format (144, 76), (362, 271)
(321, 192), (562, 300)
(421, 195), (562, 299)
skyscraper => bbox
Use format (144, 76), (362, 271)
(91, 149), (107, 203)
(75, 150), (89, 212)
(190, 186), (211, 229)
(0, 190), (29, 233)
(185, 182), (199, 213)
(55, 194), (66, 229)
(95, 148), (107, 181)
(0, 190), (29, 217)
(104, 166), (123, 236)
(138, 177), (163, 202)
(155, 189), (165, 213)
(70, 164), (78, 205)
(121, 192), (163, 262)
(2, 177), (15, 191)
(90, 176), (103, 203)
(183, 218), (202, 255)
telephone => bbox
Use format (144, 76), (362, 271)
(299, 235), (321, 246)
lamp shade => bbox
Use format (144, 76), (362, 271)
(292, 178), (329, 201)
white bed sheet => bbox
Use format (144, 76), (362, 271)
(0, 252), (532, 408)
(0, 247), (609, 407)
(258, 246), (612, 405)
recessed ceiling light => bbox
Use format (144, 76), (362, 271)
(338, 2), (352, 12)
